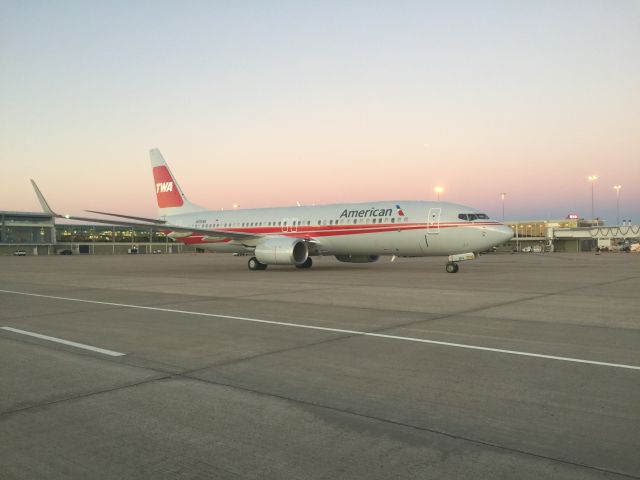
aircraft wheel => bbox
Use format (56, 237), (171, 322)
(445, 262), (459, 273)
(296, 257), (313, 269)
(248, 257), (267, 271)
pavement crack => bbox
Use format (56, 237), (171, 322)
(0, 375), (170, 418)
(174, 275), (640, 375)
(179, 374), (640, 480)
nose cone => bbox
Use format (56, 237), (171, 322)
(494, 224), (514, 243)
(482, 224), (513, 247)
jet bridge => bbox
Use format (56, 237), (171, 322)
(551, 224), (640, 252)
(553, 225), (640, 240)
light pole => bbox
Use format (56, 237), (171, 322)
(614, 185), (622, 225)
(588, 175), (598, 222)
(434, 187), (444, 201)
(500, 192), (506, 221)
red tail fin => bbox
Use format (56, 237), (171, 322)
(149, 149), (205, 216)
(152, 165), (184, 208)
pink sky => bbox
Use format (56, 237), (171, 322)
(2, 2), (639, 223)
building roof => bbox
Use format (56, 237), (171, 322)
(0, 210), (53, 218)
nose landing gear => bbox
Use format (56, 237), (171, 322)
(445, 252), (475, 273)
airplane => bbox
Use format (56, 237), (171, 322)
(31, 149), (514, 272)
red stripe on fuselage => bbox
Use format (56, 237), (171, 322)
(176, 222), (502, 244)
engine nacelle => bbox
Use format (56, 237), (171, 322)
(255, 237), (309, 265)
(335, 255), (380, 263)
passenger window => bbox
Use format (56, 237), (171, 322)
(391, 218), (395, 223)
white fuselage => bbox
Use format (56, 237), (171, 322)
(164, 200), (513, 257)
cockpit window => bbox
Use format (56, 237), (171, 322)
(458, 213), (489, 221)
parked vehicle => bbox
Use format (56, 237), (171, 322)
(13, 249), (26, 256)
(59, 249), (73, 255)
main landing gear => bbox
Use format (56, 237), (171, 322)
(445, 262), (459, 274)
(247, 257), (314, 270)
(295, 257), (313, 269)
(248, 257), (267, 271)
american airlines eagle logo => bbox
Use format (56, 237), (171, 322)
(156, 182), (174, 193)
(396, 205), (405, 216)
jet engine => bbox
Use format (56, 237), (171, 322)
(335, 255), (380, 263)
(255, 237), (309, 265)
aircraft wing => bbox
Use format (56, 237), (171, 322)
(85, 210), (168, 224)
(30, 180), (261, 243)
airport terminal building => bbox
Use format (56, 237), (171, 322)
(501, 218), (639, 252)
(0, 210), (193, 255)
(0, 211), (56, 255)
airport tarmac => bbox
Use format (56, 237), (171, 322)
(0, 252), (639, 479)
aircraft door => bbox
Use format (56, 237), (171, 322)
(427, 208), (441, 234)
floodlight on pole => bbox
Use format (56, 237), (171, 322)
(588, 175), (598, 221)
(613, 185), (622, 225)
(434, 187), (444, 201)
(500, 192), (507, 221)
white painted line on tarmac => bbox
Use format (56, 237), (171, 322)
(0, 326), (126, 357)
(1, 289), (639, 370)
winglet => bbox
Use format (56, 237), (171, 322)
(30, 179), (57, 216)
